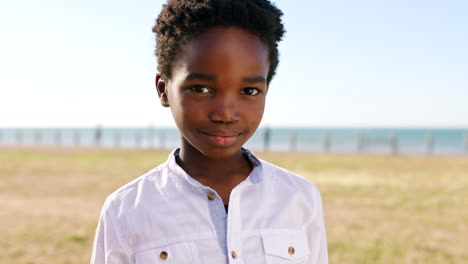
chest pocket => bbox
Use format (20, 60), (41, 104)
(134, 241), (201, 264)
(261, 230), (310, 264)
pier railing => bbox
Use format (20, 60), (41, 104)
(0, 128), (467, 155)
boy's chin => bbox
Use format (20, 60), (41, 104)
(196, 145), (244, 160)
(182, 141), (244, 160)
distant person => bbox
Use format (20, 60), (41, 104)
(94, 125), (102, 146)
(91, 1), (328, 263)
(263, 126), (271, 151)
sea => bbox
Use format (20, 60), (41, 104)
(1, 127), (467, 155)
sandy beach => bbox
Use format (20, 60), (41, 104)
(1, 147), (467, 264)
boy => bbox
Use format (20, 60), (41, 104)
(91, 0), (328, 263)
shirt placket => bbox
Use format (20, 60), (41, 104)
(226, 185), (244, 264)
(204, 187), (229, 259)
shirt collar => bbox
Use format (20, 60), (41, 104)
(166, 148), (263, 187)
(240, 148), (262, 183)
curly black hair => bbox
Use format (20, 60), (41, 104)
(152, 0), (285, 84)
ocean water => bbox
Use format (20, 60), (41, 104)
(0, 127), (467, 155)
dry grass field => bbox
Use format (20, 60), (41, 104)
(1, 147), (467, 264)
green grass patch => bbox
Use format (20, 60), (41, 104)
(1, 147), (467, 264)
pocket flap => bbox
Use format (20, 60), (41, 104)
(261, 230), (309, 261)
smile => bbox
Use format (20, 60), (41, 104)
(200, 130), (243, 147)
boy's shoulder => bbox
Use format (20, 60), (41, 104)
(100, 162), (168, 213)
(258, 157), (322, 198)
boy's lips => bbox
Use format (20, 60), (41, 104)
(200, 130), (243, 147)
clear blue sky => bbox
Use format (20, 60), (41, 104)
(1, 0), (467, 128)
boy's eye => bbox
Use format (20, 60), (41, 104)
(189, 85), (210, 94)
(242, 87), (260, 96)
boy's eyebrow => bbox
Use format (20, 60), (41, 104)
(185, 73), (266, 84)
(185, 72), (216, 81)
(243, 76), (266, 84)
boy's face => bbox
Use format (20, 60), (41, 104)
(156, 27), (270, 159)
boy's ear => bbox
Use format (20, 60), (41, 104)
(155, 74), (170, 107)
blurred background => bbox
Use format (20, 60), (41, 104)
(1, 0), (467, 263)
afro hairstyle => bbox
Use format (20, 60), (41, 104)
(152, 0), (285, 84)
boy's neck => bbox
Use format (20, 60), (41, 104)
(176, 143), (252, 204)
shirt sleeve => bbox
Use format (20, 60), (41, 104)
(90, 204), (132, 264)
(308, 189), (329, 264)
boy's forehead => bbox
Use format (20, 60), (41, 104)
(172, 27), (269, 79)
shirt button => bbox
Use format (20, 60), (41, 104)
(207, 192), (216, 200)
(288, 246), (295, 255)
(160, 251), (168, 260)
(231, 250), (237, 259)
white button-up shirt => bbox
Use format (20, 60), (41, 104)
(91, 149), (328, 264)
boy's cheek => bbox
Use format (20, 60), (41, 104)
(243, 99), (266, 115)
(172, 101), (205, 124)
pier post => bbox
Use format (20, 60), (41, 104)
(160, 131), (166, 149)
(34, 130), (42, 146)
(289, 133), (297, 152)
(389, 133), (398, 155)
(147, 126), (154, 149)
(73, 130), (80, 147)
(356, 133), (363, 153)
(464, 133), (468, 155)
(54, 130), (61, 147)
(323, 132), (330, 153)
(426, 132), (434, 155)
(135, 133), (142, 148)
(114, 131), (120, 148)
(15, 130), (23, 145)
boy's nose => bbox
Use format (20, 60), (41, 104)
(209, 97), (240, 123)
